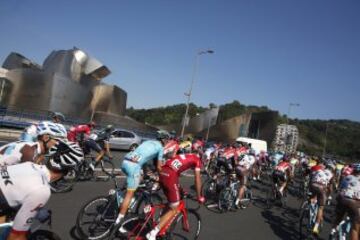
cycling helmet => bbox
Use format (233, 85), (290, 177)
(47, 139), (84, 172)
(37, 121), (67, 137)
(351, 163), (360, 173)
(51, 112), (65, 122)
(156, 131), (169, 141)
(105, 124), (114, 132)
(325, 162), (336, 172)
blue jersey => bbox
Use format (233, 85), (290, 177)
(125, 140), (164, 167)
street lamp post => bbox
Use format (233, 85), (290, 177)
(180, 49), (214, 138)
(284, 103), (300, 153)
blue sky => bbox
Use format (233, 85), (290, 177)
(0, 0), (359, 121)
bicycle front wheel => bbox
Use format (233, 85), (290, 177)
(76, 195), (117, 240)
(169, 209), (201, 240)
(202, 179), (217, 204)
(218, 187), (235, 212)
(100, 159), (115, 180)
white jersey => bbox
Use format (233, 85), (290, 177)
(238, 155), (255, 170)
(0, 141), (41, 166)
(0, 162), (51, 232)
(340, 175), (360, 200)
(311, 169), (333, 186)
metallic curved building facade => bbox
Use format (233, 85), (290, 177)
(0, 48), (127, 122)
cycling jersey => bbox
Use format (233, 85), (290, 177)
(221, 147), (236, 160)
(192, 140), (204, 152)
(237, 154), (255, 170)
(340, 175), (360, 200)
(275, 162), (292, 173)
(160, 154), (201, 204)
(163, 154), (201, 174)
(67, 125), (92, 142)
(342, 166), (353, 177)
(311, 169), (333, 186)
(0, 141), (41, 166)
(164, 140), (180, 159)
(121, 140), (164, 190)
(0, 162), (51, 232)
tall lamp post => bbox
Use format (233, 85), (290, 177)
(180, 49), (214, 138)
(322, 122), (335, 158)
(284, 103), (300, 153)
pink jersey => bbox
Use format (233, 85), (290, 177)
(275, 161), (292, 172)
(164, 140), (180, 159)
(164, 154), (202, 174)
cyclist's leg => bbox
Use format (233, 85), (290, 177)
(311, 183), (326, 233)
(235, 166), (247, 205)
(340, 195), (360, 240)
(115, 161), (140, 224)
(147, 168), (180, 240)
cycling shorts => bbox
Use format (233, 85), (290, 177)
(309, 183), (327, 206)
(159, 166), (180, 204)
(272, 170), (287, 184)
(235, 166), (248, 186)
(216, 157), (234, 173)
(336, 194), (360, 224)
(84, 139), (102, 154)
(121, 160), (141, 190)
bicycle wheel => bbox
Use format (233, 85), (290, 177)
(135, 193), (163, 216)
(265, 189), (275, 209)
(108, 214), (153, 240)
(202, 179), (217, 204)
(218, 187), (234, 212)
(76, 195), (117, 240)
(299, 203), (311, 240)
(29, 230), (62, 240)
(50, 169), (78, 193)
(99, 159), (115, 180)
(206, 161), (218, 178)
(240, 188), (252, 208)
(169, 209), (201, 240)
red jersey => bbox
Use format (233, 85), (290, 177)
(164, 154), (202, 174)
(164, 140), (180, 159)
(222, 147), (236, 160)
(342, 166), (353, 176)
(67, 124), (92, 142)
(275, 161), (292, 172)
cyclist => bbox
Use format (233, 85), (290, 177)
(1, 122), (67, 165)
(146, 153), (205, 240)
(89, 124), (114, 160)
(215, 144), (236, 177)
(333, 163), (360, 240)
(272, 155), (292, 197)
(235, 151), (256, 208)
(0, 139), (83, 240)
(115, 132), (168, 225)
(67, 121), (103, 169)
(309, 159), (334, 235)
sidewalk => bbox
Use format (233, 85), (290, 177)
(0, 128), (21, 142)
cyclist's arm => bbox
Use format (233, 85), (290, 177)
(194, 168), (202, 198)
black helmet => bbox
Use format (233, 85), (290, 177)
(51, 112), (65, 122)
(105, 124), (113, 132)
(156, 131), (169, 141)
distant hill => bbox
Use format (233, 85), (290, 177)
(126, 101), (360, 160)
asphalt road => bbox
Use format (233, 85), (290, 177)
(44, 150), (336, 240)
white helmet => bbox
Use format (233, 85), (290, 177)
(47, 139), (83, 172)
(37, 121), (67, 138)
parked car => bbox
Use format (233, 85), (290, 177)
(108, 129), (142, 151)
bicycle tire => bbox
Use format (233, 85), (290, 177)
(76, 195), (117, 240)
(240, 188), (252, 208)
(100, 159), (115, 180)
(29, 230), (62, 240)
(218, 187), (234, 212)
(108, 214), (153, 240)
(134, 192), (163, 216)
(299, 203), (311, 240)
(201, 179), (217, 204)
(169, 209), (201, 240)
(265, 189), (275, 209)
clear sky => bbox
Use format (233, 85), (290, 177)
(0, 0), (359, 121)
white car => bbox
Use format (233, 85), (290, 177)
(108, 129), (142, 151)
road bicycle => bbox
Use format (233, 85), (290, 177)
(0, 208), (61, 240)
(76, 175), (162, 240)
(266, 178), (288, 209)
(329, 216), (351, 240)
(299, 192), (322, 239)
(109, 191), (201, 240)
(218, 173), (252, 212)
